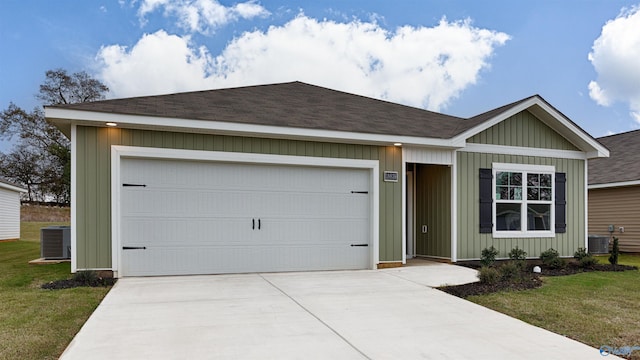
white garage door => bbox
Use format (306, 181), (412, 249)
(119, 157), (371, 276)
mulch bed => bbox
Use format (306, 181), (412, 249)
(439, 262), (638, 298)
(41, 277), (117, 290)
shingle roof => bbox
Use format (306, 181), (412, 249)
(589, 130), (640, 185)
(50, 81), (471, 139)
(48, 81), (606, 157)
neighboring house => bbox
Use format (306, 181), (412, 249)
(0, 178), (26, 241)
(45, 82), (608, 277)
(588, 130), (640, 252)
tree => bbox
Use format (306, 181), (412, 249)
(0, 68), (108, 204)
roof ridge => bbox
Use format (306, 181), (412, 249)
(597, 128), (640, 140)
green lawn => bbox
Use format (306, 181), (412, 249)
(469, 254), (640, 358)
(0, 222), (112, 360)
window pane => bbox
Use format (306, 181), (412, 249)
(540, 174), (552, 187)
(528, 187), (539, 200)
(496, 203), (521, 231)
(527, 174), (539, 187)
(511, 187), (522, 200)
(528, 204), (550, 231)
(496, 172), (509, 186)
(540, 188), (552, 201)
(510, 172), (522, 186)
(496, 186), (509, 200)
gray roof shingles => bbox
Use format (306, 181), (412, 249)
(50, 81), (473, 139)
(589, 130), (640, 185)
(49, 81), (598, 150)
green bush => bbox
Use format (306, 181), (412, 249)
(499, 262), (522, 282)
(574, 247), (590, 260)
(477, 266), (500, 284)
(579, 255), (599, 268)
(480, 246), (499, 267)
(540, 248), (566, 269)
(508, 246), (527, 261)
(609, 237), (619, 266)
(508, 246), (528, 270)
(72, 270), (99, 285)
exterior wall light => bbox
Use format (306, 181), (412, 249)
(106, 122), (118, 127)
(393, 143), (402, 146)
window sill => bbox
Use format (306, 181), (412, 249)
(492, 231), (556, 238)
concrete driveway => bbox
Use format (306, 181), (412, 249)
(60, 262), (609, 359)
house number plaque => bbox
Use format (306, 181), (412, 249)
(383, 171), (399, 182)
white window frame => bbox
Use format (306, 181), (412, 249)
(492, 163), (555, 238)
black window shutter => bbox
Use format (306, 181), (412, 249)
(555, 172), (567, 233)
(479, 168), (493, 233)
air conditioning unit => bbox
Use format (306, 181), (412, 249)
(41, 226), (71, 259)
(588, 235), (610, 255)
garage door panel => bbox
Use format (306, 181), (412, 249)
(123, 244), (370, 276)
(120, 157), (372, 276)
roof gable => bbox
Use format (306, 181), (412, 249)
(467, 110), (579, 151)
(451, 95), (608, 158)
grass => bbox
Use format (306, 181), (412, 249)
(469, 254), (640, 358)
(0, 222), (112, 360)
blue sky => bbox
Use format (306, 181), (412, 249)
(2, 1), (640, 153)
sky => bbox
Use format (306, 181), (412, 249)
(1, 0), (640, 153)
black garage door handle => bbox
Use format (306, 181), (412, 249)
(350, 244), (368, 247)
(123, 246), (147, 250)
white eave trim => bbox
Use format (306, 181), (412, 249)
(0, 182), (27, 193)
(45, 108), (461, 149)
(450, 97), (609, 159)
(589, 180), (640, 190)
(461, 143), (587, 160)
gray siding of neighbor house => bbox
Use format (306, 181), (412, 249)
(468, 110), (580, 151)
(456, 152), (585, 260)
(75, 126), (403, 270)
(415, 164), (451, 258)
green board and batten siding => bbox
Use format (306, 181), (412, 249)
(457, 110), (586, 260)
(468, 110), (580, 151)
(75, 126), (403, 270)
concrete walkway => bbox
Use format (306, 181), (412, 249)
(60, 262), (611, 359)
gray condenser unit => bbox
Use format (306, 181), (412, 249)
(588, 235), (610, 255)
(41, 226), (71, 259)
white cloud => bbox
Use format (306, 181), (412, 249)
(588, 6), (640, 122)
(137, 0), (270, 34)
(97, 15), (509, 111)
(97, 30), (216, 96)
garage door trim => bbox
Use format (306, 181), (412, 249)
(111, 145), (380, 277)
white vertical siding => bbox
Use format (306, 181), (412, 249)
(0, 187), (21, 240)
(404, 147), (454, 165)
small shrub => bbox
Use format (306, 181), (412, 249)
(574, 247), (589, 260)
(540, 248), (566, 269)
(499, 262), (522, 282)
(508, 246), (528, 270)
(579, 255), (599, 268)
(508, 246), (527, 261)
(477, 266), (500, 284)
(480, 246), (499, 267)
(609, 237), (619, 266)
(72, 270), (99, 285)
